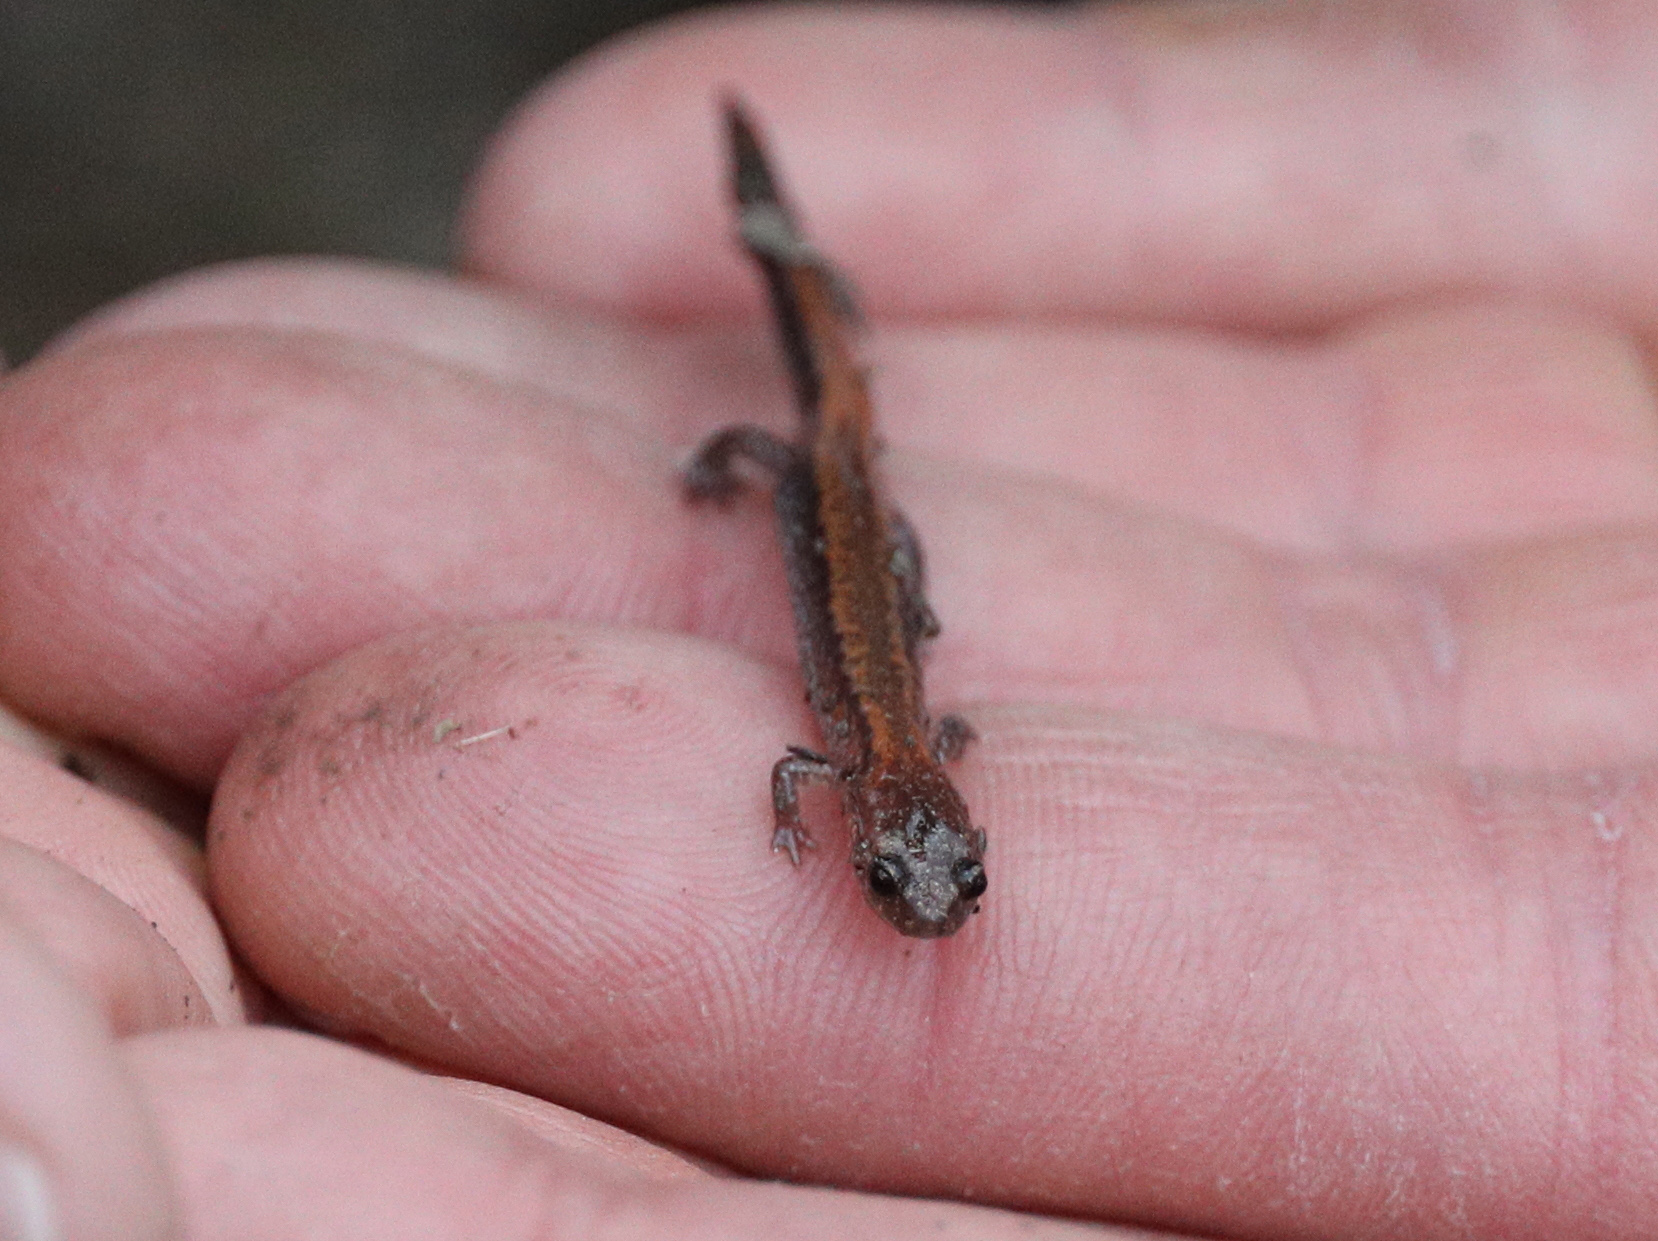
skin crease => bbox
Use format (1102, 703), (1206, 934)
(4, 0), (1658, 1237)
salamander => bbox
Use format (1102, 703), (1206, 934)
(684, 101), (987, 937)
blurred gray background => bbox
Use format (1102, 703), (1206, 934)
(0, 0), (757, 363)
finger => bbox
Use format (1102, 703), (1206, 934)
(0, 839), (208, 1036)
(459, 2), (1658, 332)
(55, 262), (1658, 555)
(0, 915), (176, 1241)
(0, 734), (245, 1023)
(9, 324), (1658, 780)
(208, 620), (1658, 1239)
(890, 301), (1658, 553)
(44, 258), (787, 444)
(0, 327), (697, 784)
(128, 1026), (1132, 1241)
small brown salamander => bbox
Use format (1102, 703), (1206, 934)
(685, 101), (987, 937)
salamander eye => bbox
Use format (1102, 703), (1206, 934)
(866, 857), (905, 898)
(952, 859), (987, 901)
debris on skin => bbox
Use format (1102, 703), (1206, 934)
(0, 699), (207, 835)
(430, 718), (524, 750)
(451, 724), (517, 749)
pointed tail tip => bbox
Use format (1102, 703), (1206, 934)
(720, 93), (781, 211)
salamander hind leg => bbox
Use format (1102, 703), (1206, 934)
(770, 746), (838, 864)
(683, 425), (802, 503)
(887, 506), (941, 650)
(931, 714), (976, 764)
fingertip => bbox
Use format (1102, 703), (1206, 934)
(207, 621), (819, 1047)
(456, 5), (1100, 319)
(0, 737), (243, 1027)
(0, 326), (694, 784)
(0, 917), (178, 1241)
(0, 839), (212, 1038)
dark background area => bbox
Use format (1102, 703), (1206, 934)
(0, 0), (738, 363)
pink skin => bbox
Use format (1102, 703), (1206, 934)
(3, 2), (1658, 1237)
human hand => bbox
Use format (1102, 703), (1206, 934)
(4, 2), (1657, 1237)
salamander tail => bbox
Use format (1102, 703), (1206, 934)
(722, 96), (812, 265)
(724, 97), (782, 209)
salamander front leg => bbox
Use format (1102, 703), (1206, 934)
(683, 425), (802, 502)
(770, 745), (838, 865)
(931, 714), (977, 764)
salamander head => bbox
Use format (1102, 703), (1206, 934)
(855, 790), (987, 938)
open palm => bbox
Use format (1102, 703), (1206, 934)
(2, 4), (1654, 1238)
